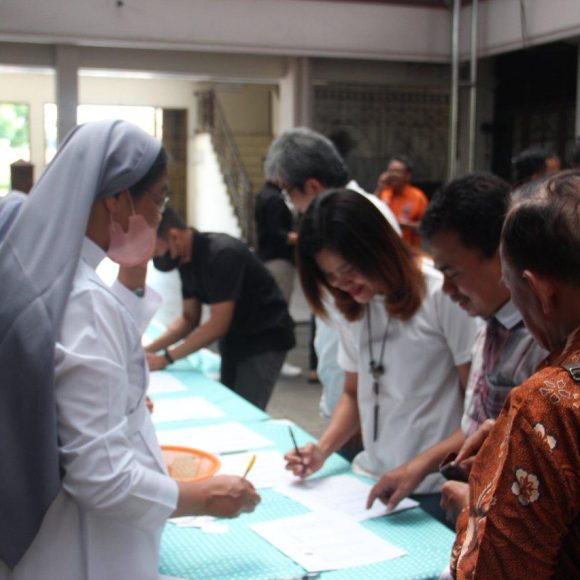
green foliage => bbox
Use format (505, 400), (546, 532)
(0, 103), (29, 148)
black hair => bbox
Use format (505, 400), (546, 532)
(158, 206), (187, 238)
(503, 169), (580, 286)
(421, 172), (511, 258)
(389, 154), (413, 173)
(511, 146), (548, 185)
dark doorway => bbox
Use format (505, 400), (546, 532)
(492, 42), (577, 181)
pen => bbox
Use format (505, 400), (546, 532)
(242, 454), (256, 479)
(288, 426), (302, 458)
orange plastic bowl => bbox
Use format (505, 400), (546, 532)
(160, 445), (221, 482)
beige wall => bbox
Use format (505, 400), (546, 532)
(214, 85), (274, 134)
(0, 70), (197, 175)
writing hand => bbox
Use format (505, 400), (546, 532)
(284, 443), (325, 478)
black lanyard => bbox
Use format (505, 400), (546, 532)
(366, 305), (390, 441)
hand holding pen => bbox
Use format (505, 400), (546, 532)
(283, 426), (326, 479)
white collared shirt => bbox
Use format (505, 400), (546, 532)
(337, 260), (478, 492)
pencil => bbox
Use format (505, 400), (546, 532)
(242, 454), (257, 479)
(288, 426), (302, 458)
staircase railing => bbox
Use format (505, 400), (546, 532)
(197, 89), (255, 247)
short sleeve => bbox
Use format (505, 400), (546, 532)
(336, 317), (359, 374)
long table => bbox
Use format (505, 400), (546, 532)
(152, 367), (455, 579)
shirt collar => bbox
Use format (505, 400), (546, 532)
(81, 237), (106, 270)
(493, 299), (522, 330)
(346, 179), (364, 194)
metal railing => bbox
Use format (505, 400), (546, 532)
(197, 90), (255, 247)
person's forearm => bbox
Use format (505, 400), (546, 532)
(317, 392), (361, 458)
(117, 264), (147, 292)
(172, 480), (208, 517)
(146, 317), (192, 352)
(167, 318), (227, 362)
(407, 427), (465, 476)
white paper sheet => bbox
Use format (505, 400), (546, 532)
(151, 396), (224, 424)
(217, 450), (296, 488)
(156, 421), (273, 454)
(275, 474), (418, 521)
(147, 372), (188, 395)
(250, 511), (406, 572)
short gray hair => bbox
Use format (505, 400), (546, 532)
(264, 127), (349, 189)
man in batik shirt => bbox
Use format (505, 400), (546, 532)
(451, 171), (580, 578)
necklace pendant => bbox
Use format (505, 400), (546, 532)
(369, 362), (385, 381)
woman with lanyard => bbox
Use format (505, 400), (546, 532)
(285, 189), (477, 520)
(0, 120), (259, 579)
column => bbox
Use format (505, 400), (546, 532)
(277, 57), (312, 133)
(55, 45), (79, 145)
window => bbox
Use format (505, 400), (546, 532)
(0, 102), (30, 196)
(44, 103), (162, 164)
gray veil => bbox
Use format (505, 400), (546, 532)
(0, 119), (161, 568)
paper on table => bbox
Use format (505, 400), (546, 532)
(147, 372), (188, 395)
(250, 510), (406, 572)
(275, 474), (418, 521)
(156, 421), (273, 454)
(151, 396), (224, 424)
(218, 450), (295, 488)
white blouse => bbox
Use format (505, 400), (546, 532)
(337, 261), (478, 493)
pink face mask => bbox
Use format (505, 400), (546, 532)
(107, 198), (156, 267)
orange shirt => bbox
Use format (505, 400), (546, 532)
(379, 184), (428, 247)
(451, 327), (580, 579)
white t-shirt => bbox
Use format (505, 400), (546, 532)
(336, 260), (478, 493)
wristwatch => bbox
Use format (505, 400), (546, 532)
(163, 349), (175, 365)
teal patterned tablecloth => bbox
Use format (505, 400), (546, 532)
(154, 369), (454, 580)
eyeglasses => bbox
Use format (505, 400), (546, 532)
(149, 190), (171, 213)
(157, 196), (170, 213)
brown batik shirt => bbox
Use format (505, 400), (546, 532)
(451, 327), (580, 579)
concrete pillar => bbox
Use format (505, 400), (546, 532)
(55, 45), (79, 145)
(277, 57), (312, 133)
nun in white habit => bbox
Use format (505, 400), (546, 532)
(0, 120), (259, 580)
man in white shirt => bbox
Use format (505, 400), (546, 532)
(263, 128), (401, 430)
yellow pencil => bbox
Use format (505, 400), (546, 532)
(242, 454), (257, 479)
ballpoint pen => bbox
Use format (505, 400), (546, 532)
(242, 454), (257, 479)
(288, 426), (302, 459)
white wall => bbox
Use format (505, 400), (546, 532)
(189, 133), (241, 237)
(0, 0), (451, 63)
(460, 0), (580, 58)
(0, 70), (197, 175)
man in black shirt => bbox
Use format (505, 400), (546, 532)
(146, 208), (295, 410)
(254, 180), (297, 303)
